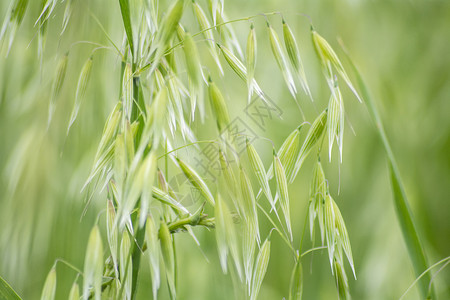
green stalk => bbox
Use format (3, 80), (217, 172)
(340, 42), (435, 299)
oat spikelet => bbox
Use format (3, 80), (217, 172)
(327, 82), (345, 162)
(159, 221), (176, 299)
(40, 267), (56, 300)
(83, 225), (103, 300)
(282, 19), (312, 100)
(290, 110), (327, 183)
(311, 29), (362, 103)
(246, 23), (257, 101)
(267, 22), (297, 98)
(250, 238), (271, 300)
(192, 0), (223, 74)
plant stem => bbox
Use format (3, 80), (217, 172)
(339, 40), (435, 299)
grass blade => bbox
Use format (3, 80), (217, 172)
(0, 275), (22, 300)
(341, 43), (435, 298)
(389, 161), (431, 297)
(119, 0), (134, 56)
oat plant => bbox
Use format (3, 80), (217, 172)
(2, 0), (439, 299)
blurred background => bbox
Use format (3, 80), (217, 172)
(1, 0), (449, 299)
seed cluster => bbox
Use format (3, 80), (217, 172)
(1, 0), (363, 299)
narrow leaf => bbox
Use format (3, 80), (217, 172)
(119, 0), (134, 55)
(0, 275), (22, 300)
